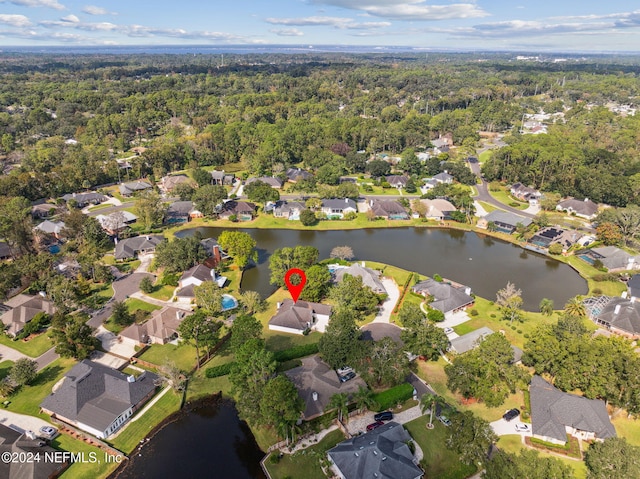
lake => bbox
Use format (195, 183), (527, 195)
(111, 396), (266, 479)
(176, 227), (587, 310)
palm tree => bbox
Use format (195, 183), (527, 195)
(539, 298), (554, 316)
(353, 386), (377, 415)
(564, 296), (586, 318)
(240, 290), (264, 314)
(421, 394), (445, 429)
(327, 393), (349, 424)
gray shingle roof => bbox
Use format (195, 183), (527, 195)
(386, 175), (409, 186)
(166, 200), (194, 216)
(588, 246), (638, 271)
(0, 423), (67, 479)
(557, 198), (598, 217)
(269, 299), (332, 332)
(245, 176), (283, 188)
(328, 422), (423, 479)
(596, 297), (640, 335)
(412, 279), (474, 315)
(369, 199), (408, 218)
(449, 327), (494, 354)
(181, 264), (214, 283)
(286, 167), (313, 182)
(0, 294), (56, 336)
(483, 210), (533, 229)
(119, 180), (152, 195)
(34, 220), (65, 235)
(40, 360), (158, 434)
(218, 200), (256, 217)
(60, 191), (108, 204)
(114, 234), (164, 260)
(530, 375), (616, 443)
(334, 264), (386, 294)
(321, 198), (357, 211)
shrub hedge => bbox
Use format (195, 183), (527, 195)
(372, 383), (414, 411)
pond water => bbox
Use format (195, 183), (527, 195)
(176, 227), (587, 311)
(111, 397), (266, 479)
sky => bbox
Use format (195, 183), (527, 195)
(0, 1), (639, 52)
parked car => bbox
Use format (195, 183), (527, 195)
(503, 408), (520, 422)
(366, 421), (384, 431)
(515, 423), (530, 433)
(438, 415), (452, 427)
(339, 371), (356, 383)
(374, 411), (393, 422)
(39, 426), (58, 439)
(443, 327), (454, 335)
(337, 366), (353, 376)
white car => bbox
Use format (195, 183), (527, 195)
(515, 423), (530, 433)
(443, 327), (454, 335)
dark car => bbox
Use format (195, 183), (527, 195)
(339, 371), (356, 383)
(366, 421), (384, 431)
(374, 411), (393, 422)
(503, 408), (520, 422)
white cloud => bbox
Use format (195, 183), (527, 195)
(311, 0), (488, 21)
(270, 28), (304, 36)
(60, 14), (79, 23)
(265, 15), (389, 29)
(0, 0), (65, 10)
(0, 13), (31, 27)
(81, 5), (115, 15)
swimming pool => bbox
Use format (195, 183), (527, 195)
(221, 294), (238, 311)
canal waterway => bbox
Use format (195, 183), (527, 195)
(176, 227), (587, 310)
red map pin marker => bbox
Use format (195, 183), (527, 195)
(284, 268), (306, 303)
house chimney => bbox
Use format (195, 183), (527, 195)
(465, 287), (471, 295)
(312, 391), (318, 401)
(176, 310), (181, 320)
(614, 304), (621, 315)
(213, 245), (222, 267)
(127, 375), (136, 383)
(38, 291), (47, 298)
(584, 198), (589, 202)
(622, 291), (628, 299)
(276, 302), (281, 309)
(345, 198), (348, 203)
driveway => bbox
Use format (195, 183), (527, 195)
(35, 348), (60, 371)
(372, 278), (400, 324)
(419, 305), (471, 329)
(491, 417), (531, 437)
(0, 408), (53, 435)
(345, 405), (424, 437)
(95, 326), (137, 359)
(0, 344), (28, 362)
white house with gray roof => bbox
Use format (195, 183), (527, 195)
(328, 422), (423, 479)
(268, 299), (332, 335)
(114, 234), (164, 260)
(579, 246), (640, 272)
(556, 198), (599, 220)
(478, 210), (533, 233)
(334, 263), (386, 294)
(530, 375), (615, 445)
(449, 327), (494, 354)
(40, 360), (158, 439)
(320, 198), (357, 219)
(412, 279), (474, 318)
(119, 180), (152, 196)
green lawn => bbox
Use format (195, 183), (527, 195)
(265, 429), (344, 479)
(0, 360), (14, 380)
(55, 434), (119, 479)
(125, 298), (161, 314)
(478, 150), (493, 164)
(6, 357), (77, 419)
(0, 330), (55, 357)
(87, 203), (113, 212)
(144, 284), (176, 301)
(404, 415), (477, 479)
(478, 201), (499, 213)
(137, 342), (198, 371)
(109, 389), (182, 454)
(497, 435), (587, 479)
(489, 188), (529, 210)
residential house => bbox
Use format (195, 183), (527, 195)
(0, 293), (56, 337)
(412, 278), (474, 318)
(60, 191), (108, 207)
(339, 176), (357, 184)
(218, 200), (256, 221)
(320, 198), (357, 219)
(369, 199), (409, 220)
(579, 246), (640, 272)
(96, 211), (138, 234)
(556, 198), (599, 220)
(268, 299), (332, 335)
(432, 172), (454, 184)
(431, 137), (451, 154)
(273, 200), (306, 220)
(386, 175), (409, 188)
(477, 210), (533, 233)
(593, 297), (640, 338)
(114, 234), (164, 260)
(327, 422), (423, 479)
(420, 178), (439, 194)
(34, 219), (65, 239)
(628, 274), (640, 298)
(210, 170), (235, 186)
(159, 174), (193, 194)
(40, 360), (159, 439)
(286, 167), (313, 183)
(529, 227), (582, 252)
(530, 375), (616, 445)
(31, 202), (61, 218)
(449, 327), (494, 354)
(285, 355), (368, 420)
(0, 423), (68, 479)
(333, 263), (387, 294)
(119, 180), (152, 197)
(120, 306), (190, 346)
(164, 201), (197, 224)
(510, 183), (542, 205)
(175, 263), (218, 301)
(417, 152), (431, 162)
(414, 199), (456, 220)
(200, 237), (227, 269)
(245, 176), (283, 189)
